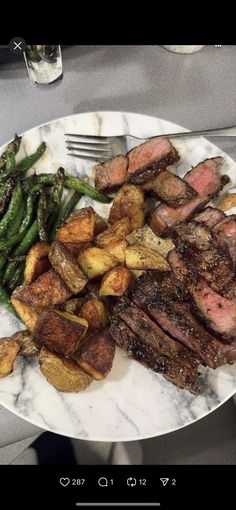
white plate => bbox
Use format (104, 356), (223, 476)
(0, 111), (236, 442)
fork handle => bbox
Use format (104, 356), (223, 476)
(138, 124), (236, 140)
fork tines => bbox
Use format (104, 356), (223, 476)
(65, 133), (112, 161)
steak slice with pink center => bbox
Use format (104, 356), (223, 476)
(148, 157), (228, 235)
(126, 138), (180, 185)
(190, 279), (236, 342)
(95, 155), (128, 192)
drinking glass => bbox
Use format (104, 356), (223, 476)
(24, 45), (63, 86)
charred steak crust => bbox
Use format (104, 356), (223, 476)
(147, 157), (228, 236)
(126, 147), (180, 185)
(172, 221), (235, 293)
(110, 316), (199, 394)
(129, 273), (227, 368)
(113, 296), (199, 367)
(141, 169), (197, 208)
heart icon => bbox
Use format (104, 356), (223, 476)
(60, 478), (70, 487)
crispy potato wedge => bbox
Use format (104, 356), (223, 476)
(24, 242), (51, 284)
(0, 338), (20, 378)
(60, 297), (87, 315)
(105, 239), (128, 263)
(13, 269), (71, 308)
(11, 295), (39, 331)
(108, 184), (145, 230)
(125, 244), (171, 271)
(39, 347), (92, 392)
(78, 246), (119, 279)
(99, 267), (132, 297)
(95, 217), (131, 248)
(218, 193), (236, 211)
(126, 224), (174, 257)
(49, 241), (88, 294)
(33, 309), (88, 356)
(64, 242), (92, 257)
(74, 328), (115, 380)
(80, 298), (109, 329)
(56, 207), (95, 243)
(94, 212), (107, 234)
(12, 330), (39, 356)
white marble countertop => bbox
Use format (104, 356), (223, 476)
(0, 44), (236, 449)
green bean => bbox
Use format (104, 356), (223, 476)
(0, 249), (10, 270)
(8, 264), (24, 292)
(22, 172), (111, 203)
(3, 201), (54, 286)
(0, 134), (22, 172)
(0, 195), (33, 250)
(7, 199), (25, 238)
(53, 167), (65, 205)
(16, 142), (46, 176)
(49, 191), (81, 242)
(65, 176), (111, 203)
(0, 181), (23, 237)
(5, 153), (16, 174)
(8, 255), (26, 262)
(0, 283), (17, 316)
(37, 191), (48, 241)
(48, 167), (65, 231)
(0, 179), (14, 217)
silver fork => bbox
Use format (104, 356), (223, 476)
(65, 124), (236, 162)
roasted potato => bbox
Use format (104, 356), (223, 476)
(105, 239), (128, 263)
(99, 267), (132, 297)
(94, 212), (107, 234)
(60, 297), (87, 315)
(24, 241), (51, 284)
(39, 347), (92, 392)
(0, 338), (20, 378)
(125, 244), (171, 271)
(12, 269), (71, 308)
(218, 193), (236, 211)
(49, 241), (88, 294)
(64, 242), (92, 257)
(79, 298), (109, 329)
(108, 184), (145, 230)
(78, 246), (119, 279)
(95, 217), (131, 248)
(13, 330), (39, 356)
(11, 295), (39, 331)
(33, 309), (88, 356)
(126, 224), (174, 257)
(56, 207), (96, 243)
(74, 328), (115, 380)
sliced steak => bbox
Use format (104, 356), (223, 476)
(190, 279), (236, 342)
(95, 155), (128, 192)
(213, 215), (236, 263)
(110, 316), (199, 394)
(172, 221), (234, 292)
(130, 273), (228, 368)
(127, 138), (180, 185)
(147, 157), (228, 235)
(113, 296), (199, 370)
(194, 207), (225, 228)
(141, 169), (196, 207)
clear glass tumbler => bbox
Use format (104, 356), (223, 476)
(24, 45), (63, 86)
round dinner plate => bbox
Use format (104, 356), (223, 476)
(0, 111), (236, 442)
